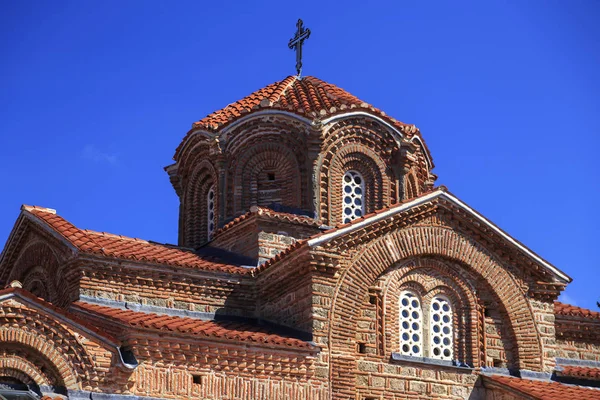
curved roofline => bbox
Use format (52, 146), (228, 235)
(322, 112), (433, 170)
(173, 128), (216, 162)
(175, 110), (314, 161)
(410, 135), (434, 170)
(321, 111), (403, 142)
(219, 110), (314, 138)
(306, 188), (571, 283)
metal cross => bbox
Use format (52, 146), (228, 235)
(288, 19), (311, 77)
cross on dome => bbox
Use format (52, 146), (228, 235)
(288, 19), (311, 77)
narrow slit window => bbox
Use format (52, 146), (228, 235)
(430, 296), (453, 360)
(207, 186), (215, 239)
(342, 170), (365, 224)
(399, 291), (423, 357)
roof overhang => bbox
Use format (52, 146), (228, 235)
(0, 288), (137, 370)
(307, 188), (571, 283)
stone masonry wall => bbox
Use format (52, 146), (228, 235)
(256, 252), (313, 332)
(555, 339), (600, 362)
(122, 334), (327, 400)
(79, 261), (256, 317)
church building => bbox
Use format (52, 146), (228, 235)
(1, 23), (599, 400)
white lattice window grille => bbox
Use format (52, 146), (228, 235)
(342, 170), (365, 224)
(207, 186), (215, 239)
(399, 291), (423, 357)
(430, 296), (453, 360)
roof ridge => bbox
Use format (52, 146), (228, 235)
(21, 204), (56, 214)
(555, 301), (600, 319)
(83, 229), (150, 244)
(268, 75), (297, 104)
(24, 207), (105, 253)
(20, 206), (252, 275)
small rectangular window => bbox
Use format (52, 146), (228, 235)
(267, 173), (276, 181)
(358, 342), (367, 354)
(192, 374), (202, 385)
(369, 294), (377, 305)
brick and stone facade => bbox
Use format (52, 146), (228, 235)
(1, 75), (599, 399)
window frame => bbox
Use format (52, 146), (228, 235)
(207, 185), (216, 239)
(429, 294), (454, 361)
(342, 170), (366, 224)
(398, 290), (424, 357)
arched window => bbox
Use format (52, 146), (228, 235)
(430, 296), (453, 360)
(342, 170), (365, 224)
(207, 186), (216, 239)
(399, 291), (423, 357)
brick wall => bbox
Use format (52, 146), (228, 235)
(256, 250), (314, 332)
(124, 334), (327, 399)
(555, 340), (600, 361)
(79, 260), (256, 317)
(0, 298), (120, 393)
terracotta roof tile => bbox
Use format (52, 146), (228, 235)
(23, 206), (252, 276)
(175, 76), (416, 159)
(484, 375), (600, 399)
(214, 206), (320, 238)
(555, 301), (600, 320)
(73, 301), (314, 350)
(558, 366), (600, 381)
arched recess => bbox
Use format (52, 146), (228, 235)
(325, 145), (390, 225)
(325, 225), (543, 398)
(182, 160), (218, 248)
(0, 304), (110, 391)
(229, 141), (303, 215)
(0, 355), (52, 388)
(0, 330), (79, 390)
(8, 242), (61, 306)
(318, 118), (400, 225)
(376, 258), (481, 367)
(404, 170), (419, 200)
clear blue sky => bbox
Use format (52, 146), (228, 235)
(1, 1), (598, 309)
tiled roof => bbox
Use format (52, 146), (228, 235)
(74, 301), (314, 350)
(175, 75), (416, 158)
(558, 366), (600, 381)
(23, 206), (252, 275)
(555, 301), (600, 320)
(193, 76), (407, 131)
(0, 287), (119, 345)
(214, 206), (320, 238)
(484, 375), (600, 399)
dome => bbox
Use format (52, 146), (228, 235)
(169, 75), (436, 248)
(174, 76), (429, 161)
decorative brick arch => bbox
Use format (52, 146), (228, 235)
(404, 170), (419, 199)
(222, 114), (310, 157)
(326, 145), (389, 225)
(326, 225), (543, 398)
(0, 328), (79, 389)
(318, 118), (400, 225)
(0, 302), (111, 390)
(8, 241), (60, 305)
(0, 356), (52, 387)
(182, 159), (218, 248)
(229, 141), (303, 215)
(377, 258), (481, 367)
